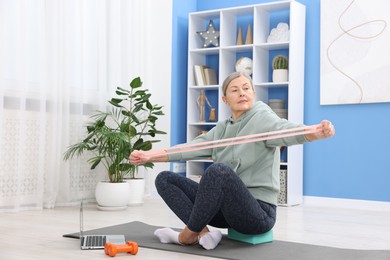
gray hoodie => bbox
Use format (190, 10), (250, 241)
(168, 101), (307, 205)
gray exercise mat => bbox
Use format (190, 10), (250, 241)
(63, 221), (390, 260)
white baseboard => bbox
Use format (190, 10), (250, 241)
(303, 196), (390, 212)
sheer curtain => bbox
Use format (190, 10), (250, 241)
(0, 0), (172, 212)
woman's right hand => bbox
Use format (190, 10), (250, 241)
(129, 150), (147, 165)
(129, 149), (169, 165)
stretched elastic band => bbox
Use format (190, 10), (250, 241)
(147, 124), (321, 158)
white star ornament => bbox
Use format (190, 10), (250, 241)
(197, 20), (220, 48)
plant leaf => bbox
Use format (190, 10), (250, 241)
(138, 140), (153, 151)
(143, 162), (154, 169)
(152, 111), (165, 116)
(111, 98), (124, 104)
(129, 125), (137, 137)
(130, 77), (142, 89)
(115, 89), (129, 96)
(88, 157), (102, 170)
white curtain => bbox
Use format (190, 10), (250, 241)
(0, 0), (172, 212)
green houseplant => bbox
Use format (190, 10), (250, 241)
(272, 55), (288, 70)
(272, 55), (289, 83)
(64, 77), (166, 208)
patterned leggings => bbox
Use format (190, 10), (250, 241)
(155, 162), (276, 234)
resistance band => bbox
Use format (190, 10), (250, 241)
(148, 124), (321, 157)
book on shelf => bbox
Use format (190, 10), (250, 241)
(194, 65), (204, 86)
(200, 65), (207, 85)
(194, 65), (217, 86)
(203, 67), (217, 85)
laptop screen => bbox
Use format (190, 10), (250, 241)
(80, 200), (84, 244)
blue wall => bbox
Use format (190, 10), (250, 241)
(171, 0), (196, 146)
(171, 0), (390, 202)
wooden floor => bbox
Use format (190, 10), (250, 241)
(1, 197), (389, 260)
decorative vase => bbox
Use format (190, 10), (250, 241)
(95, 181), (130, 210)
(272, 69), (288, 83)
(236, 26), (244, 45)
(126, 178), (145, 206)
(245, 24), (253, 44)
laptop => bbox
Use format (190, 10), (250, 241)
(79, 200), (126, 250)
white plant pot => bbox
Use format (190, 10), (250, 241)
(95, 181), (130, 210)
(126, 178), (145, 206)
(272, 69), (288, 83)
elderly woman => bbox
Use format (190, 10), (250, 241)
(130, 72), (335, 250)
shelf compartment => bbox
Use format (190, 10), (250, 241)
(187, 88), (219, 125)
(254, 2), (291, 44)
(219, 48), (253, 83)
(186, 121), (217, 141)
(188, 52), (220, 87)
(186, 160), (213, 179)
(189, 12), (221, 50)
(220, 7), (254, 47)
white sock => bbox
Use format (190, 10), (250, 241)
(154, 227), (180, 244)
(199, 230), (222, 250)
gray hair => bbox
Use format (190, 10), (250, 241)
(222, 72), (254, 96)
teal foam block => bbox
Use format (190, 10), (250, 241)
(228, 228), (273, 245)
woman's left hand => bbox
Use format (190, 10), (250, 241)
(305, 120), (335, 141)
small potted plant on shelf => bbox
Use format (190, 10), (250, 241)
(272, 55), (288, 83)
(63, 77), (166, 209)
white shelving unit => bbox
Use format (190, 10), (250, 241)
(186, 1), (306, 206)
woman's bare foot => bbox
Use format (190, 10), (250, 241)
(178, 226), (200, 245)
(199, 226), (210, 237)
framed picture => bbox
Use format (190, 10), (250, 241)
(320, 0), (390, 105)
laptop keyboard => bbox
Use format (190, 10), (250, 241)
(85, 235), (106, 247)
